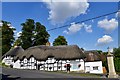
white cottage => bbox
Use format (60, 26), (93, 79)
(13, 45), (85, 72)
(84, 51), (103, 74)
(2, 45), (103, 74)
(2, 46), (24, 67)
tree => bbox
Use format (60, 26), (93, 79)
(113, 47), (120, 57)
(0, 21), (15, 55)
(19, 19), (50, 49)
(33, 22), (50, 46)
(97, 50), (102, 54)
(53, 36), (67, 46)
(13, 38), (22, 47)
(113, 47), (120, 72)
(19, 19), (35, 49)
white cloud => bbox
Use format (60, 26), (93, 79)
(109, 48), (113, 53)
(44, 0), (89, 24)
(14, 31), (22, 39)
(84, 24), (92, 33)
(63, 22), (92, 34)
(63, 22), (83, 34)
(115, 11), (120, 17)
(6, 23), (16, 29)
(9, 26), (15, 29)
(98, 18), (118, 33)
(7, 23), (11, 26)
(97, 35), (113, 46)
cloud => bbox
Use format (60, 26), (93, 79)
(98, 18), (118, 33)
(6, 23), (16, 29)
(14, 31), (22, 40)
(109, 48), (113, 52)
(44, 0), (89, 24)
(0, 22), (15, 29)
(63, 22), (83, 34)
(115, 11), (120, 17)
(63, 22), (92, 34)
(96, 35), (113, 46)
(84, 24), (92, 33)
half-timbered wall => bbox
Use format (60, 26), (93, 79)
(2, 56), (13, 66)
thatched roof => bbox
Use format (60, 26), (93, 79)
(16, 45), (85, 61)
(2, 46), (24, 59)
(84, 50), (101, 62)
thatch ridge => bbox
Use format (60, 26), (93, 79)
(84, 50), (101, 62)
(18, 45), (85, 61)
(2, 46), (24, 59)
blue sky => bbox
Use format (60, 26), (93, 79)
(2, 2), (119, 52)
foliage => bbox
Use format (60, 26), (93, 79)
(33, 22), (50, 46)
(18, 19), (50, 49)
(1, 63), (9, 67)
(13, 38), (22, 47)
(100, 52), (108, 72)
(102, 60), (108, 72)
(113, 47), (120, 57)
(97, 50), (102, 54)
(113, 47), (120, 72)
(19, 19), (35, 49)
(114, 57), (120, 72)
(0, 21), (15, 55)
(53, 35), (68, 46)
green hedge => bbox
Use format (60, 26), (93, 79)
(114, 57), (120, 72)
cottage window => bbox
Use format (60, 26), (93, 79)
(93, 66), (98, 70)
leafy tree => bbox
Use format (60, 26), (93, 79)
(114, 57), (120, 72)
(1, 21), (15, 55)
(99, 52), (108, 72)
(19, 19), (35, 49)
(13, 38), (22, 47)
(19, 19), (50, 49)
(97, 50), (102, 54)
(113, 47), (120, 57)
(33, 22), (50, 46)
(53, 36), (67, 46)
(113, 47), (120, 72)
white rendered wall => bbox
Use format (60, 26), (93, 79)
(23, 58), (28, 69)
(70, 59), (84, 71)
(13, 60), (21, 69)
(85, 61), (103, 74)
(29, 57), (36, 69)
(2, 56), (14, 66)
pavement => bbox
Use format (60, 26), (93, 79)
(1, 67), (120, 80)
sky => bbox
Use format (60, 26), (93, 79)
(1, 1), (119, 52)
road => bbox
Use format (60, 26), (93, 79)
(1, 67), (120, 80)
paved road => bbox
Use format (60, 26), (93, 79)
(1, 67), (120, 80)
(2, 67), (84, 78)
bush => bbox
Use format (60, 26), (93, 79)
(2, 63), (9, 67)
(114, 57), (120, 72)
